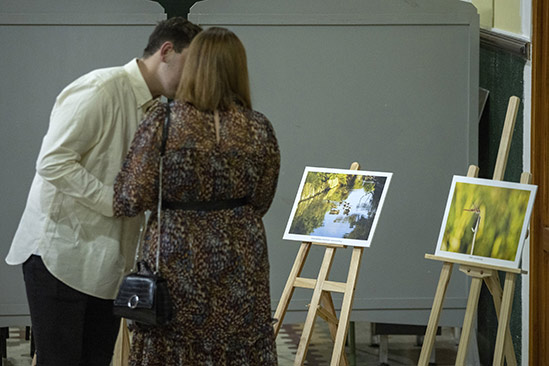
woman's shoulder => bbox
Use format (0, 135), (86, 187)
(169, 100), (203, 120)
(244, 106), (267, 121)
(145, 100), (200, 125)
(237, 105), (271, 127)
(146, 99), (195, 116)
(169, 100), (193, 111)
(143, 99), (168, 123)
(236, 105), (277, 140)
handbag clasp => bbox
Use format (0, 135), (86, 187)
(128, 295), (140, 309)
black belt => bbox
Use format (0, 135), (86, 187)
(162, 197), (249, 211)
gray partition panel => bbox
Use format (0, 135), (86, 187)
(0, 0), (165, 327)
(190, 0), (479, 326)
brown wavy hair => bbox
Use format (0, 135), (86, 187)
(176, 27), (251, 111)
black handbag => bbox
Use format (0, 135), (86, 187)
(113, 262), (173, 325)
(113, 103), (173, 326)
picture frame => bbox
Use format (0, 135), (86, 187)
(283, 166), (393, 247)
(434, 175), (537, 269)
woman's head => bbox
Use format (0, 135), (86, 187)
(176, 27), (251, 111)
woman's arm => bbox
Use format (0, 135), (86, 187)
(114, 104), (166, 217)
(250, 117), (281, 217)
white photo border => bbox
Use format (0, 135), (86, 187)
(283, 166), (393, 247)
(434, 175), (537, 269)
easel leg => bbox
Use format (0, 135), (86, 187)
(294, 247), (337, 366)
(455, 277), (483, 366)
(418, 262), (453, 366)
(492, 273), (517, 366)
(113, 318), (130, 366)
(320, 292), (348, 366)
(330, 247), (364, 366)
(273, 242), (312, 337)
(484, 274), (517, 366)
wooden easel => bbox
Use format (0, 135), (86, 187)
(274, 162), (364, 366)
(418, 96), (528, 366)
(113, 318), (130, 366)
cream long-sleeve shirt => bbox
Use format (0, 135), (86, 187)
(6, 59), (152, 299)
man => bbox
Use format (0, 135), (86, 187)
(5, 17), (201, 366)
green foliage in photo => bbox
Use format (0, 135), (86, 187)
(441, 182), (531, 261)
(289, 172), (382, 235)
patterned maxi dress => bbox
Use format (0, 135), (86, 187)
(114, 100), (280, 365)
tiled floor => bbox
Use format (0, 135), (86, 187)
(2, 328), (32, 366)
(275, 321), (458, 365)
(2, 322), (458, 365)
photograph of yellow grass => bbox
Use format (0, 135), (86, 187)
(435, 176), (537, 268)
(283, 167), (392, 247)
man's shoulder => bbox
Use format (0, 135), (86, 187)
(75, 64), (131, 89)
(57, 63), (134, 102)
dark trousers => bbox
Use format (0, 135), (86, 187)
(23, 255), (120, 366)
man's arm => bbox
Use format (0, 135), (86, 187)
(36, 82), (115, 217)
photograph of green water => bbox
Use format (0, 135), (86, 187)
(435, 176), (537, 268)
(283, 167), (392, 247)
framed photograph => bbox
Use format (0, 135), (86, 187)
(435, 176), (537, 268)
(283, 166), (392, 247)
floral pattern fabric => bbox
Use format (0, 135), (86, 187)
(114, 100), (280, 366)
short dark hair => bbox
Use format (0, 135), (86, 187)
(143, 17), (202, 57)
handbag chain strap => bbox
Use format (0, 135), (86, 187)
(129, 103), (170, 275)
(131, 215), (148, 272)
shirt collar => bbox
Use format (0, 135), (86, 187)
(123, 58), (155, 114)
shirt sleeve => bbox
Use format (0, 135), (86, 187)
(36, 82), (116, 217)
(113, 104), (166, 217)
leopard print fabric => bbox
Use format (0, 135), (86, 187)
(114, 100), (280, 366)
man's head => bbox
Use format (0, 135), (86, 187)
(143, 17), (202, 58)
(140, 17), (202, 99)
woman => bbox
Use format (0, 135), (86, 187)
(114, 27), (280, 365)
